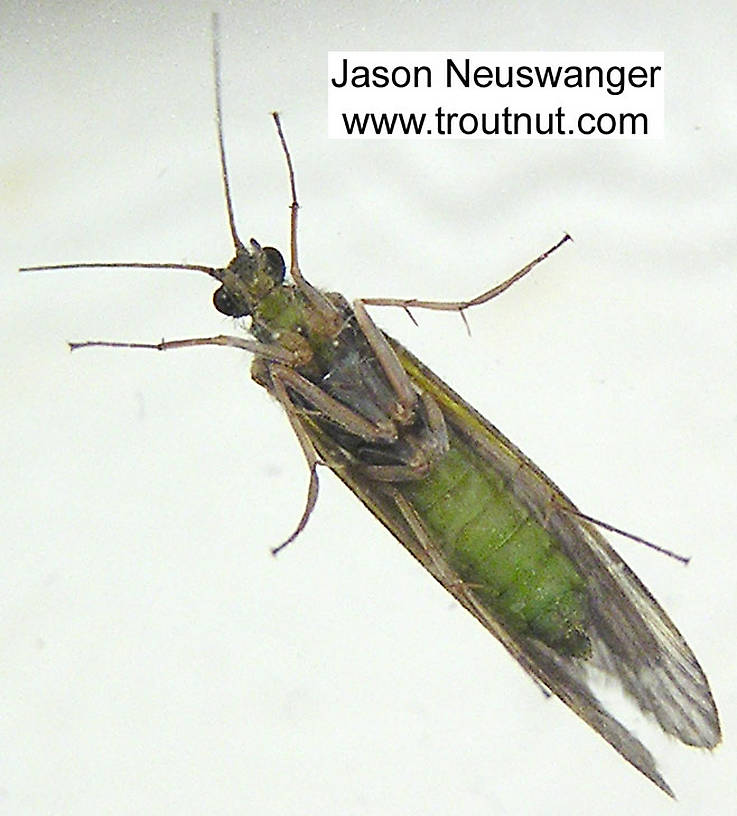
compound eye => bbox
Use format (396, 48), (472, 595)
(263, 247), (285, 284)
(213, 285), (250, 317)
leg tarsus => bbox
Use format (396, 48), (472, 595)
(271, 464), (320, 555)
(361, 233), (572, 316)
(551, 499), (690, 565)
(267, 365), (327, 554)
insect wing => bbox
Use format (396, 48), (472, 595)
(301, 332), (719, 796)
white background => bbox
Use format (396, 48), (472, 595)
(2, 1), (736, 814)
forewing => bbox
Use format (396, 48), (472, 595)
(390, 337), (719, 749)
(298, 331), (719, 794)
(302, 397), (676, 795)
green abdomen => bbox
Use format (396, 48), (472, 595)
(402, 428), (590, 657)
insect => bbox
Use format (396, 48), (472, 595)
(22, 14), (719, 797)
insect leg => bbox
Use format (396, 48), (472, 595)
(361, 233), (572, 329)
(265, 362), (447, 551)
(358, 392), (449, 482)
(389, 488), (462, 583)
(68, 335), (300, 365)
(267, 366), (325, 555)
(268, 364), (400, 443)
(390, 489), (536, 643)
(550, 500), (690, 564)
(267, 362), (447, 483)
(352, 298), (418, 423)
(389, 488), (552, 701)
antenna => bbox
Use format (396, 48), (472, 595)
(18, 18), (240, 283)
(211, 12), (245, 254)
